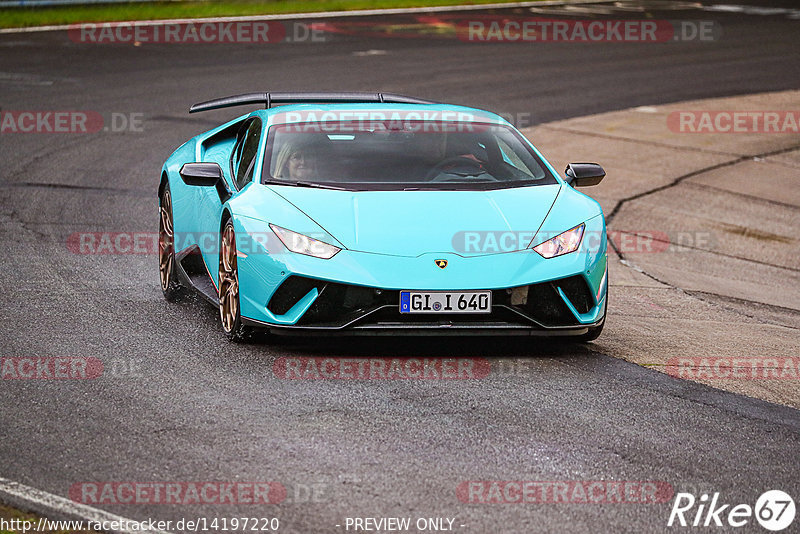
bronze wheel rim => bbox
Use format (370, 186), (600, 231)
(158, 190), (174, 292)
(219, 223), (239, 333)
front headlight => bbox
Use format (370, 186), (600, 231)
(532, 223), (585, 258)
(269, 224), (341, 259)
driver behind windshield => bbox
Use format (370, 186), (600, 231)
(274, 140), (319, 181)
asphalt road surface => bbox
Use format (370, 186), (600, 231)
(1, 1), (799, 532)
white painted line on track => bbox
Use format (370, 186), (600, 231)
(0, 0), (605, 34)
(0, 476), (174, 534)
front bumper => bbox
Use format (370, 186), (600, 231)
(234, 214), (607, 336)
(243, 278), (607, 336)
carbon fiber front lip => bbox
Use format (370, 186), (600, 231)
(241, 304), (604, 336)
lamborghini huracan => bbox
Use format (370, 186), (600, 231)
(158, 92), (607, 341)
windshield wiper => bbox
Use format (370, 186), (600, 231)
(265, 180), (347, 191)
(293, 181), (348, 190)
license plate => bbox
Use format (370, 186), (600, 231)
(399, 291), (492, 314)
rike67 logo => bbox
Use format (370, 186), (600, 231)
(668, 490), (795, 531)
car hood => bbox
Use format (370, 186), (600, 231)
(267, 184), (563, 257)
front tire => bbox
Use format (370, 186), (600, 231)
(577, 321), (604, 342)
(218, 220), (253, 342)
(159, 185), (184, 301)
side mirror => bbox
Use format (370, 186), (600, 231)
(565, 163), (605, 187)
(179, 162), (223, 187)
(179, 162), (231, 203)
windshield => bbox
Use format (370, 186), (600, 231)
(262, 120), (558, 190)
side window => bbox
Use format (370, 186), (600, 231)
(234, 119), (262, 190)
(230, 123), (247, 179)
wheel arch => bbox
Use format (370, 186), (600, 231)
(220, 207), (233, 232)
(158, 170), (168, 199)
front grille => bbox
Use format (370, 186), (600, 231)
(556, 275), (594, 314)
(522, 282), (575, 325)
(300, 282), (396, 325)
(267, 276), (325, 315)
(267, 276), (396, 325)
(513, 275), (595, 326)
(267, 275), (594, 329)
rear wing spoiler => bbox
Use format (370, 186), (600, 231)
(189, 92), (437, 113)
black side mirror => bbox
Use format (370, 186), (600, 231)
(565, 163), (605, 187)
(179, 162), (231, 203)
(179, 162), (223, 186)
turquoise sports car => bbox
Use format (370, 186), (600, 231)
(158, 92), (607, 341)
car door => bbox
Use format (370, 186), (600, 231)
(196, 117), (262, 289)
